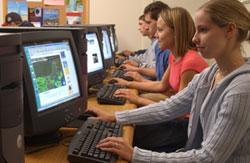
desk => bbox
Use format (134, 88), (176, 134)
(25, 96), (136, 163)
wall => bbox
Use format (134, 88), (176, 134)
(0, 0), (249, 56)
(0, 0), (3, 23)
(89, 0), (152, 52)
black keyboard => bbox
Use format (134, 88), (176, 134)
(97, 84), (126, 105)
(111, 69), (133, 81)
(68, 119), (122, 163)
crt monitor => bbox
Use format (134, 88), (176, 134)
(0, 26), (88, 114)
(100, 26), (114, 69)
(108, 24), (118, 52)
(21, 31), (85, 141)
(86, 31), (105, 87)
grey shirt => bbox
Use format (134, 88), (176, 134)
(116, 59), (250, 163)
(129, 39), (157, 68)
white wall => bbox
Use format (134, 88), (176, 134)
(89, 0), (152, 52)
(89, 0), (250, 57)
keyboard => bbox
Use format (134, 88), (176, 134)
(68, 118), (122, 163)
(97, 84), (126, 105)
(111, 69), (133, 81)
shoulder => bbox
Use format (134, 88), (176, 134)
(181, 50), (208, 73)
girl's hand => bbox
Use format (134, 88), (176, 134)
(96, 137), (133, 162)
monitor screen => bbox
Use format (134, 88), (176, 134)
(102, 29), (113, 60)
(86, 32), (104, 73)
(23, 40), (80, 112)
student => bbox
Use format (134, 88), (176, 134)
(2, 12), (22, 26)
(112, 7), (208, 153)
(120, 1), (170, 80)
(114, 8), (208, 106)
(89, 0), (250, 162)
(119, 15), (148, 57)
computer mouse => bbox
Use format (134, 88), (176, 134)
(108, 79), (118, 84)
(78, 111), (97, 121)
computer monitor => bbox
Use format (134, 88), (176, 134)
(0, 26), (88, 115)
(86, 31), (105, 87)
(21, 31), (85, 142)
(100, 26), (114, 69)
(108, 24), (118, 52)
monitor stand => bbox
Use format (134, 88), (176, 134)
(24, 132), (62, 153)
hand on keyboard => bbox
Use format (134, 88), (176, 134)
(114, 89), (140, 105)
(96, 136), (133, 162)
(110, 78), (128, 87)
(97, 84), (126, 105)
(86, 107), (116, 122)
(67, 119), (123, 163)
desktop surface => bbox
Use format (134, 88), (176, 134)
(25, 96), (135, 163)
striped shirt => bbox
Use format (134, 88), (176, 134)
(116, 59), (250, 163)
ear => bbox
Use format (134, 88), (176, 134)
(225, 22), (237, 39)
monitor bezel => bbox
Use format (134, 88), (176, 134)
(84, 27), (106, 88)
(21, 31), (85, 136)
(98, 25), (115, 69)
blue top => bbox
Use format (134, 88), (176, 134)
(155, 42), (170, 80)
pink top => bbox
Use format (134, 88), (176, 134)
(169, 50), (208, 92)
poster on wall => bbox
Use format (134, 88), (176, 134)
(65, 0), (83, 24)
(66, 12), (81, 24)
(28, 7), (43, 27)
(7, 0), (28, 20)
(42, 8), (60, 26)
(44, 0), (64, 6)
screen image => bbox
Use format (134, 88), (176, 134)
(102, 30), (112, 59)
(86, 33), (104, 73)
(23, 41), (80, 112)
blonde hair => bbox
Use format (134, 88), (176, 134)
(199, 0), (250, 43)
(160, 7), (196, 57)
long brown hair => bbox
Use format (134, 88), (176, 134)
(160, 7), (196, 57)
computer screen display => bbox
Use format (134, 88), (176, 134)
(23, 40), (80, 112)
(86, 32), (104, 73)
(102, 29), (113, 60)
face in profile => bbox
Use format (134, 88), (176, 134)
(193, 10), (228, 59)
(138, 19), (149, 36)
(155, 16), (175, 51)
(144, 13), (157, 39)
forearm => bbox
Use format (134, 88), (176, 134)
(136, 96), (155, 106)
(115, 87), (193, 125)
(137, 67), (156, 79)
(127, 80), (166, 93)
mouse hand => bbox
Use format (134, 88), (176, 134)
(87, 107), (116, 122)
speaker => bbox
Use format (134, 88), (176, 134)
(0, 33), (24, 163)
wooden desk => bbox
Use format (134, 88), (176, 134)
(25, 97), (136, 163)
